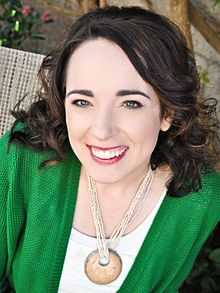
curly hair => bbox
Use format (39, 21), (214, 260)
(9, 5), (220, 197)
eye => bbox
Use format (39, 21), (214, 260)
(71, 99), (91, 108)
(122, 100), (143, 109)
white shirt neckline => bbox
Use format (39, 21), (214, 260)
(71, 187), (167, 251)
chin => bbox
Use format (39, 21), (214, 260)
(85, 167), (125, 184)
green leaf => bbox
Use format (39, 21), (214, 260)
(209, 248), (220, 263)
(213, 263), (220, 273)
(198, 66), (210, 85)
(213, 0), (220, 7)
(14, 20), (20, 32)
(201, 276), (218, 291)
(31, 33), (45, 40)
(10, 9), (16, 17)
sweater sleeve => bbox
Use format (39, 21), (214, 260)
(0, 131), (11, 292)
(0, 127), (28, 292)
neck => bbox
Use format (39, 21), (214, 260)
(81, 162), (151, 201)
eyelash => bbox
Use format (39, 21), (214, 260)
(71, 99), (143, 109)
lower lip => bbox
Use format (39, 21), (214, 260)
(90, 149), (128, 165)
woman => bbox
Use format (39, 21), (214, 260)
(0, 5), (220, 293)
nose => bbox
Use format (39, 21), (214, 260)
(90, 108), (118, 140)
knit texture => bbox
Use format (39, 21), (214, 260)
(0, 126), (220, 293)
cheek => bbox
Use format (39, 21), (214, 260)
(65, 106), (80, 140)
(65, 105), (92, 143)
(123, 111), (161, 144)
(132, 125), (160, 149)
(65, 108), (86, 158)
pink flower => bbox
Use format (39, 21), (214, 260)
(21, 5), (31, 17)
(41, 10), (53, 22)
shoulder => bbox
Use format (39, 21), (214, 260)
(0, 124), (61, 201)
(0, 123), (80, 206)
(0, 129), (11, 155)
(165, 168), (220, 221)
(0, 122), (57, 167)
(198, 169), (220, 222)
(200, 169), (220, 193)
(1, 121), (80, 174)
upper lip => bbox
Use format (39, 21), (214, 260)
(86, 144), (128, 151)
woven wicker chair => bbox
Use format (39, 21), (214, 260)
(0, 46), (44, 136)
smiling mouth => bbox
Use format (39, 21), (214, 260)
(87, 145), (129, 163)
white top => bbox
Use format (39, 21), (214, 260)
(58, 188), (167, 293)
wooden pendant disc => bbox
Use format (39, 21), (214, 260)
(84, 249), (122, 284)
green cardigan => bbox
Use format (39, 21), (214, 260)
(0, 129), (220, 293)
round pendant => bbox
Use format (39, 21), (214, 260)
(84, 249), (122, 284)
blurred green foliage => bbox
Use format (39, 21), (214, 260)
(0, 0), (52, 49)
(213, 0), (220, 7)
(180, 224), (220, 292)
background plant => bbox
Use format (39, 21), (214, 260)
(213, 0), (220, 7)
(0, 0), (53, 49)
(180, 59), (220, 293)
(180, 223), (220, 292)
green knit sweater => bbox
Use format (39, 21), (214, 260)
(0, 128), (220, 293)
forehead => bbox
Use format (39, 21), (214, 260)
(65, 38), (157, 98)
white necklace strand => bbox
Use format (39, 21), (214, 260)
(84, 166), (154, 284)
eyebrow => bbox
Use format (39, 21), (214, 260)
(66, 89), (151, 99)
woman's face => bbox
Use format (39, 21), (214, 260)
(64, 38), (171, 184)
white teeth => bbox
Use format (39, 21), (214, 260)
(91, 148), (126, 159)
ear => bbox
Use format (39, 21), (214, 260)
(160, 115), (173, 132)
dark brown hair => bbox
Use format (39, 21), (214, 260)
(9, 6), (220, 196)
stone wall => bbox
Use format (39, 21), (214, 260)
(153, 0), (220, 118)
